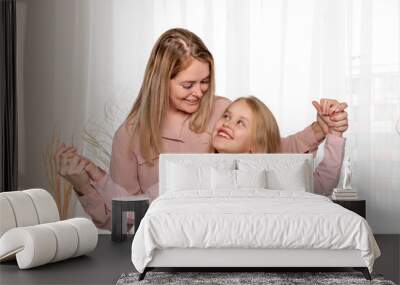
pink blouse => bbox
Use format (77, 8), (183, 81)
(77, 96), (344, 229)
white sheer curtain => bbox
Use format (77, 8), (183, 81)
(87, 0), (400, 233)
(18, 0), (399, 233)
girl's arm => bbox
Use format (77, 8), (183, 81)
(281, 99), (348, 155)
(280, 122), (324, 155)
(215, 96), (324, 155)
(313, 134), (346, 195)
(76, 122), (142, 230)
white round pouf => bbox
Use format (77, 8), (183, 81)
(24, 189), (60, 223)
(0, 226), (57, 269)
(0, 192), (39, 227)
(0, 196), (17, 237)
(65, 218), (98, 257)
(0, 189), (98, 269)
(42, 220), (79, 262)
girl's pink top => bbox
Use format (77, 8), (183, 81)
(77, 96), (344, 229)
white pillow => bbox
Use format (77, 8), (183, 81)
(167, 162), (211, 191)
(211, 168), (268, 190)
(238, 159), (308, 191)
(211, 168), (236, 190)
(166, 158), (236, 170)
(265, 163), (307, 191)
(237, 169), (268, 188)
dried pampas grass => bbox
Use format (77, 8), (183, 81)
(42, 129), (74, 220)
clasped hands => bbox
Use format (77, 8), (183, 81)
(312, 99), (349, 138)
(54, 144), (106, 195)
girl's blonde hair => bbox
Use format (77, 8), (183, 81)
(126, 28), (215, 164)
(234, 96), (281, 153)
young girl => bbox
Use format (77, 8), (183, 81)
(55, 28), (348, 229)
(211, 96), (347, 195)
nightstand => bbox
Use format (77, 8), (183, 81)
(112, 195), (150, 242)
(332, 199), (366, 219)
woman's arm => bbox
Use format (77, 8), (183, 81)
(75, 183), (112, 229)
(312, 100), (349, 195)
(93, 123), (142, 206)
(313, 134), (346, 195)
(76, 122), (142, 230)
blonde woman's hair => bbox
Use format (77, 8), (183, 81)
(233, 96), (281, 153)
(125, 28), (215, 165)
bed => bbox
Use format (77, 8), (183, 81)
(130, 153), (381, 281)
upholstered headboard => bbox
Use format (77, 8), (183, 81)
(159, 153), (314, 195)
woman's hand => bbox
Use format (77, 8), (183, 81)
(328, 105), (348, 134)
(312, 99), (349, 137)
(54, 144), (91, 195)
(55, 143), (107, 195)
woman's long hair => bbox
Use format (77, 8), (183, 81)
(126, 28), (216, 165)
(233, 96), (281, 153)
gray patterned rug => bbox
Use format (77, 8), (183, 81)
(116, 271), (396, 285)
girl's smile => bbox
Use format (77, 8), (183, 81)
(216, 126), (234, 140)
(212, 100), (254, 153)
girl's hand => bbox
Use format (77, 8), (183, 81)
(54, 144), (91, 195)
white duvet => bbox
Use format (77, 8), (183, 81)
(131, 190), (380, 273)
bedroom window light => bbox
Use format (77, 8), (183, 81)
(346, 0), (400, 232)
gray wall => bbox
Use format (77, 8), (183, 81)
(16, 0), (91, 221)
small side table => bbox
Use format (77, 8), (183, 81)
(332, 199), (366, 219)
(112, 195), (150, 242)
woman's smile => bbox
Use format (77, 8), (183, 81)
(183, 96), (200, 105)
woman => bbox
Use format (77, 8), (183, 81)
(55, 28), (348, 229)
(211, 96), (347, 195)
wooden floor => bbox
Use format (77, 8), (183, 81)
(373, 234), (400, 284)
(0, 234), (398, 285)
